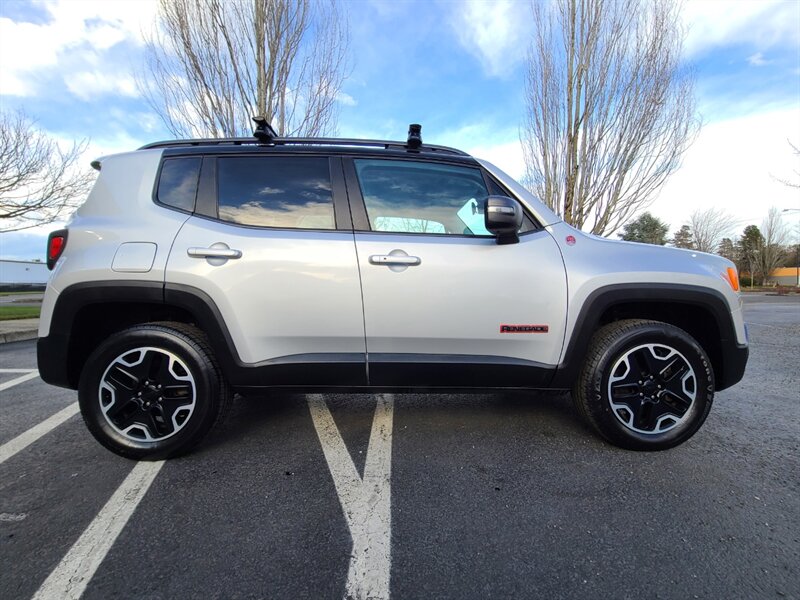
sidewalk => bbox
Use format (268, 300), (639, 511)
(0, 318), (39, 344)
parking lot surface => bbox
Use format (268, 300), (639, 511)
(1, 294), (798, 599)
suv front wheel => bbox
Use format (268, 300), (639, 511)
(573, 319), (714, 451)
(78, 322), (230, 460)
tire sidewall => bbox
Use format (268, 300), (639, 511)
(79, 326), (220, 460)
(587, 323), (714, 450)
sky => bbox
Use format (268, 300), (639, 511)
(0, 0), (799, 261)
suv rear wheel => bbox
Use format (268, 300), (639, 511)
(573, 319), (714, 450)
(78, 322), (230, 460)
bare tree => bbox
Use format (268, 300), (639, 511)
(139, 0), (349, 138)
(521, 0), (699, 236)
(760, 206), (790, 281)
(0, 111), (94, 232)
(773, 140), (800, 189)
(689, 207), (737, 253)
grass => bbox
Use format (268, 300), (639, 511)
(0, 291), (43, 296)
(0, 306), (41, 321)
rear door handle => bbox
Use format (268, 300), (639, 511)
(187, 244), (242, 259)
(369, 254), (421, 266)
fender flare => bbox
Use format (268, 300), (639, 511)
(551, 283), (747, 390)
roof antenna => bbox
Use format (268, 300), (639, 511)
(252, 116), (278, 143)
(407, 123), (422, 151)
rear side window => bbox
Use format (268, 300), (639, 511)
(217, 156), (335, 229)
(157, 157), (201, 212)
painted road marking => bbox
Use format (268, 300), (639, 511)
(32, 460), (165, 600)
(0, 370), (39, 392)
(308, 394), (394, 600)
(0, 402), (80, 465)
(0, 368), (39, 373)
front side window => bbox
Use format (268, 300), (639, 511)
(217, 156), (335, 229)
(354, 159), (493, 236)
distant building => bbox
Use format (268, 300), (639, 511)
(0, 259), (49, 289)
(765, 267), (800, 287)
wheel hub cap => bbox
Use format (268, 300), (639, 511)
(98, 347), (197, 442)
(607, 343), (697, 435)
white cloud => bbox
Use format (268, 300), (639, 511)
(0, 0), (158, 97)
(650, 107), (800, 232)
(65, 71), (139, 100)
(434, 121), (526, 179)
(682, 0), (800, 57)
(468, 140), (525, 181)
(746, 52), (769, 66)
(446, 0), (528, 77)
(336, 91), (358, 107)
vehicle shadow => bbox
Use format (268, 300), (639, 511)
(204, 388), (589, 452)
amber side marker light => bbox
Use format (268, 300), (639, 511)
(723, 266), (740, 291)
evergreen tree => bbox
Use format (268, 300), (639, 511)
(618, 212), (670, 245)
(738, 225), (764, 286)
(671, 225), (694, 249)
(717, 237), (738, 262)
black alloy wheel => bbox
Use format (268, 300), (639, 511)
(573, 319), (714, 450)
(98, 346), (197, 442)
(79, 322), (230, 460)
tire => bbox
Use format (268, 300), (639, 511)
(78, 322), (231, 460)
(572, 319), (714, 451)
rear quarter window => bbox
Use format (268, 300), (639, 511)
(156, 157), (202, 212)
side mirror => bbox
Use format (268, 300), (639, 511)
(484, 195), (523, 245)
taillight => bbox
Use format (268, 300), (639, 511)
(47, 229), (68, 270)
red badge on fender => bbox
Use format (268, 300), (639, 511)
(565, 235), (576, 245)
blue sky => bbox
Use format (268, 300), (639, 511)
(1, 0), (799, 261)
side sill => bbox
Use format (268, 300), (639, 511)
(367, 353), (555, 388)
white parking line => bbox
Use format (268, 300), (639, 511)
(0, 402), (80, 465)
(0, 370), (40, 392)
(0, 368), (38, 373)
(308, 394), (394, 600)
(32, 460), (165, 600)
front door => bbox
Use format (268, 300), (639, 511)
(346, 157), (568, 387)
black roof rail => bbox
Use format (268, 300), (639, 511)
(137, 136), (469, 156)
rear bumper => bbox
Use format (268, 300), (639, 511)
(37, 334), (75, 389)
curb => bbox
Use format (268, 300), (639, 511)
(0, 329), (38, 344)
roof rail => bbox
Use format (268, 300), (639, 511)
(137, 136), (469, 156)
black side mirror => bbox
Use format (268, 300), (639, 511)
(484, 195), (523, 245)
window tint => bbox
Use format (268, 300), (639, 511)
(217, 157), (335, 229)
(157, 157), (201, 212)
(354, 159), (492, 236)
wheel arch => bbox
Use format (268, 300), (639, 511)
(552, 283), (745, 391)
(37, 281), (240, 390)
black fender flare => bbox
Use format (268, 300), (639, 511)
(551, 283), (748, 391)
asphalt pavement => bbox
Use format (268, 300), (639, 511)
(1, 295), (798, 599)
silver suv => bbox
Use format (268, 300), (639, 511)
(37, 123), (749, 459)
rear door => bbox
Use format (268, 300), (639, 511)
(165, 153), (367, 386)
(346, 156), (568, 387)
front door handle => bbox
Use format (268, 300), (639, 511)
(369, 254), (421, 266)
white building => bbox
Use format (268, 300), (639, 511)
(0, 259), (49, 287)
